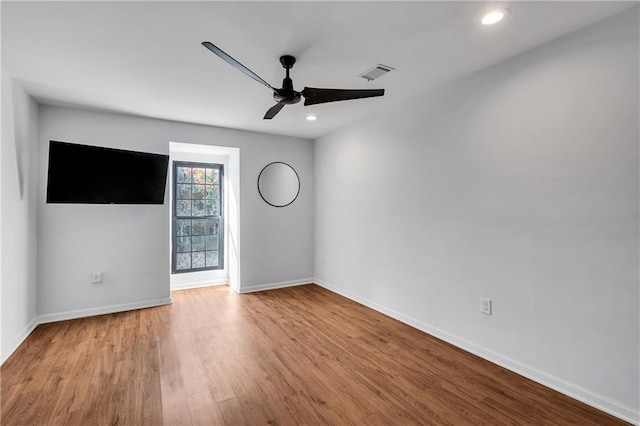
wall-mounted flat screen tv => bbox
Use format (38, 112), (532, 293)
(46, 141), (169, 204)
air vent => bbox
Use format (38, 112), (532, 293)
(358, 64), (395, 81)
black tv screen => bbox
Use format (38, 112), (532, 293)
(46, 141), (169, 204)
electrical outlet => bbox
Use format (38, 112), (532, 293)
(480, 297), (492, 315)
(92, 272), (103, 284)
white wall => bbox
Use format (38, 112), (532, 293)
(1, 73), (39, 362)
(37, 106), (314, 319)
(314, 9), (639, 422)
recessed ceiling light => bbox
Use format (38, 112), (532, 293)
(482, 8), (510, 26)
(306, 115), (317, 121)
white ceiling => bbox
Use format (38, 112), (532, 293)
(2, 1), (634, 140)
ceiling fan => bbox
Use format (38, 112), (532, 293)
(202, 41), (385, 120)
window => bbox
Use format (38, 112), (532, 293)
(172, 161), (223, 273)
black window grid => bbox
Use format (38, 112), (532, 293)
(172, 161), (224, 274)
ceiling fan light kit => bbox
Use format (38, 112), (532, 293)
(202, 41), (386, 120)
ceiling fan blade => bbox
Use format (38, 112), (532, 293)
(202, 41), (275, 90)
(264, 103), (285, 120)
(301, 87), (385, 106)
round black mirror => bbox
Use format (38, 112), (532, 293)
(257, 162), (300, 207)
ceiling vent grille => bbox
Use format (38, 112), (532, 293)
(358, 64), (395, 81)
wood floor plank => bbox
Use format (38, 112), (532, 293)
(1, 284), (629, 425)
(186, 390), (223, 425)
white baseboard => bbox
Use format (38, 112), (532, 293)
(313, 279), (639, 425)
(171, 278), (228, 291)
(37, 297), (172, 324)
(1, 316), (38, 365)
(239, 278), (312, 294)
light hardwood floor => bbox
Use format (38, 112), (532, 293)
(1, 284), (628, 425)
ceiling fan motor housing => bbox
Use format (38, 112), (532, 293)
(273, 89), (301, 105)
